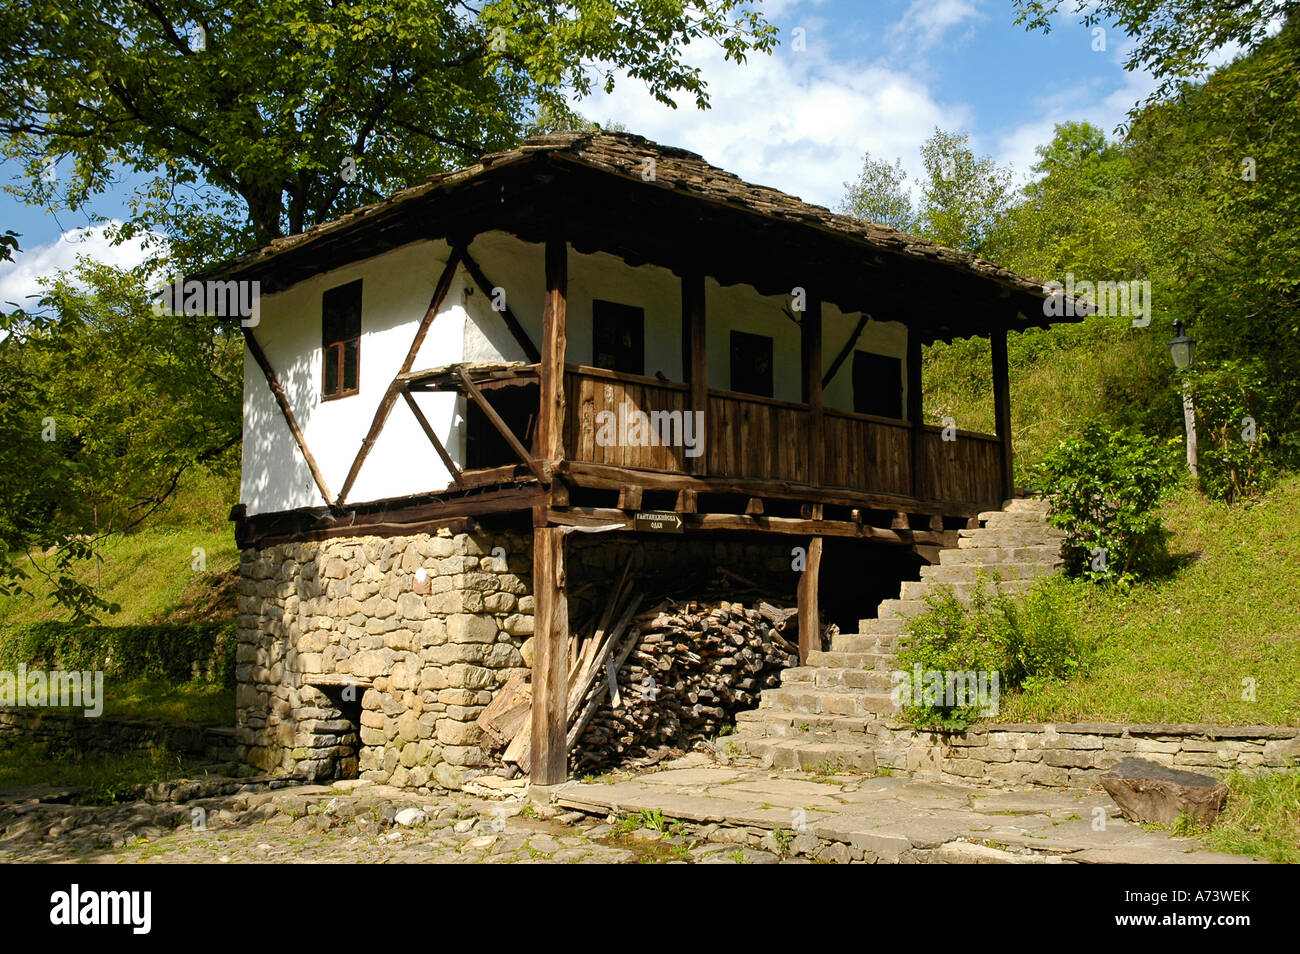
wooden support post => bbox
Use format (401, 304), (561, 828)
(682, 271), (708, 475)
(803, 292), (823, 487)
(991, 328), (1014, 502)
(529, 525), (569, 786)
(797, 536), (823, 664)
(744, 497), (764, 515)
(907, 326), (924, 499)
(539, 238), (568, 465)
(674, 489), (698, 513)
(617, 486), (643, 511)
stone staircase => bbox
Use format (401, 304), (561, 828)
(718, 498), (1065, 773)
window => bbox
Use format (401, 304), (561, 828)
(322, 280), (362, 400)
(592, 300), (645, 375)
(730, 331), (774, 398)
(852, 350), (903, 418)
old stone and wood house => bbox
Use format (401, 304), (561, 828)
(207, 130), (1079, 792)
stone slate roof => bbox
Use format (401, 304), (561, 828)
(210, 130), (1054, 301)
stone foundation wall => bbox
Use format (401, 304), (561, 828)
(235, 528), (796, 792)
(877, 721), (1300, 789)
(235, 529), (534, 791)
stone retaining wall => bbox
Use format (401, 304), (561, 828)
(877, 721), (1300, 789)
(0, 709), (235, 762)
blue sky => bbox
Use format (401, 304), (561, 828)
(0, 0), (1157, 306)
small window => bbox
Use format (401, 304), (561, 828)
(852, 350), (903, 418)
(730, 331), (774, 398)
(323, 280), (362, 400)
(592, 300), (645, 375)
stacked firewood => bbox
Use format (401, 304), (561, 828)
(476, 561), (801, 776)
(567, 597), (799, 774)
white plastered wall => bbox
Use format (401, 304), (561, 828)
(241, 231), (911, 515)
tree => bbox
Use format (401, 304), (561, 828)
(0, 0), (776, 272)
(1013, 0), (1299, 104)
(0, 261), (241, 618)
(839, 152), (916, 232)
(916, 128), (1015, 256)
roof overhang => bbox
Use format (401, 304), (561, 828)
(197, 132), (1090, 342)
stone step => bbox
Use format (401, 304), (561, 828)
(899, 577), (1036, 601)
(829, 632), (908, 654)
(938, 545), (1062, 567)
(1003, 498), (1051, 514)
(878, 598), (926, 619)
(919, 561), (1057, 584)
(977, 511), (1054, 528)
(806, 650), (896, 669)
(761, 687), (899, 717)
(781, 666), (896, 691)
(957, 528), (1066, 549)
(720, 736), (877, 773)
(732, 711), (908, 751)
(855, 616), (907, 635)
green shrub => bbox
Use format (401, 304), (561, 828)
(897, 576), (1089, 729)
(1032, 419), (1178, 587)
(1185, 359), (1275, 503)
(0, 620), (236, 688)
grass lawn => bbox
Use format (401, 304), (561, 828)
(997, 474), (1300, 726)
(1199, 769), (1300, 863)
(0, 527), (239, 629)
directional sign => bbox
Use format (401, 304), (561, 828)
(634, 510), (683, 532)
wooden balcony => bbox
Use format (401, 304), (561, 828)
(559, 365), (1005, 515)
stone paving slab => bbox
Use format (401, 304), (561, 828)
(554, 758), (1263, 864)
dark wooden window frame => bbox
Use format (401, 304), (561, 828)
(729, 329), (775, 398)
(592, 299), (645, 376)
(851, 348), (903, 420)
(323, 279), (363, 401)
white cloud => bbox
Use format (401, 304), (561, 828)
(885, 0), (983, 54)
(0, 223), (159, 309)
(573, 33), (966, 209)
(993, 44), (1158, 186)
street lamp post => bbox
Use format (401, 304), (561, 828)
(1169, 320), (1198, 477)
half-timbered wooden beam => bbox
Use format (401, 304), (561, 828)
(459, 248), (541, 363)
(682, 271), (708, 476)
(243, 327), (335, 507)
(538, 238), (568, 465)
(399, 387), (463, 486)
(529, 524), (569, 787)
(797, 536), (823, 664)
(822, 312), (871, 388)
(991, 328), (1014, 502)
(456, 367), (542, 480)
(544, 505), (951, 545)
(338, 247), (464, 504)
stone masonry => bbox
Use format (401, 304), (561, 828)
(235, 528), (794, 792)
(235, 529), (534, 792)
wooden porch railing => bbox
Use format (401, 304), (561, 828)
(555, 365), (1004, 509)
